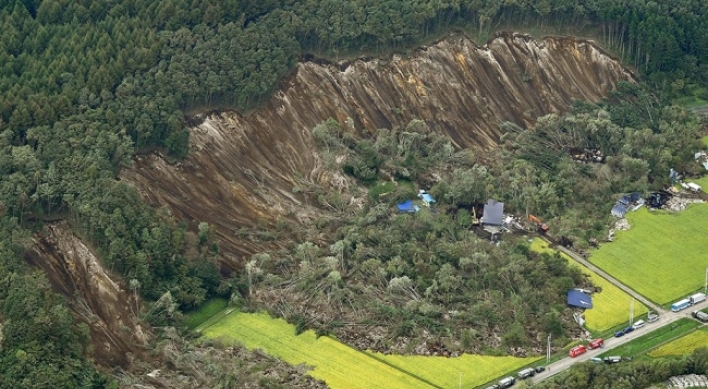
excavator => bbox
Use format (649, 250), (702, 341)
(528, 214), (549, 234)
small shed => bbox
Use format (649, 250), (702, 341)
(567, 290), (593, 309)
(396, 200), (419, 213)
(482, 199), (504, 226)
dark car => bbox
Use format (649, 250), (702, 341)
(614, 330), (625, 338)
(623, 326), (635, 334)
(535, 366), (546, 373)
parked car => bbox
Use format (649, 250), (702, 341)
(588, 338), (604, 349)
(614, 330), (625, 338)
(623, 326), (635, 334)
(647, 312), (659, 323)
(632, 319), (645, 329)
(534, 366), (546, 373)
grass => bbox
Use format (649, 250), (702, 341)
(589, 205), (708, 305)
(597, 319), (700, 358)
(648, 327), (708, 357)
(184, 298), (229, 330)
(692, 176), (708, 190)
(702, 135), (708, 149)
(367, 352), (541, 389)
(202, 311), (539, 389)
(531, 239), (647, 332)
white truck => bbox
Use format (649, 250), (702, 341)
(690, 293), (707, 305)
(517, 368), (535, 379)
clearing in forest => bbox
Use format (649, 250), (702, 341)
(589, 205), (708, 305)
(648, 327), (708, 357)
(531, 239), (648, 332)
(202, 311), (539, 389)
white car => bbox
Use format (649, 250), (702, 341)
(632, 319), (645, 329)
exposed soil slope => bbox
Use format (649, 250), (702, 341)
(122, 33), (635, 266)
(25, 222), (148, 367)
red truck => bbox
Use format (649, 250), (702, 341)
(569, 345), (587, 358)
(588, 338), (604, 350)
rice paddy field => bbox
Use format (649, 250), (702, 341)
(531, 239), (647, 332)
(202, 311), (539, 389)
(648, 327), (708, 358)
(589, 205), (708, 305)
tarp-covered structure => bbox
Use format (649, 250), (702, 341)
(482, 199), (504, 225)
(396, 200), (419, 213)
(611, 204), (627, 218)
(417, 191), (436, 206)
(567, 289), (593, 309)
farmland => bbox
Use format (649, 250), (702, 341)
(531, 239), (647, 332)
(648, 327), (708, 358)
(184, 298), (228, 329)
(589, 205), (708, 305)
(202, 311), (539, 389)
(598, 319), (700, 358)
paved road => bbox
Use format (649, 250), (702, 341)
(531, 298), (708, 384)
(552, 243), (666, 315)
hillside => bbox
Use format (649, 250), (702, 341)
(122, 33), (633, 266)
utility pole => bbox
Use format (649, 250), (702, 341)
(547, 334), (551, 364)
(629, 298), (635, 326)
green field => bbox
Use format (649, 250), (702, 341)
(184, 298), (229, 329)
(202, 311), (539, 389)
(531, 240), (647, 332)
(598, 319), (700, 358)
(648, 327), (708, 357)
(589, 205), (708, 305)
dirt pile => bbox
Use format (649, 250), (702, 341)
(24, 222), (148, 367)
(122, 32), (635, 267)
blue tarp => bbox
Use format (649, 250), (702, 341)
(418, 193), (436, 204)
(611, 204), (627, 218)
(396, 200), (419, 213)
(567, 290), (593, 309)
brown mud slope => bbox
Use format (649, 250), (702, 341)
(25, 222), (148, 367)
(123, 33), (634, 266)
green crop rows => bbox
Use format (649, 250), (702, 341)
(590, 205), (708, 305)
(203, 311), (539, 389)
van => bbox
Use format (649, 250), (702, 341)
(632, 319), (645, 329)
(498, 376), (515, 388)
(647, 313), (659, 323)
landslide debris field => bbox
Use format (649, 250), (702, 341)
(122, 33), (634, 266)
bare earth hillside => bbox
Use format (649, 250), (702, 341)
(122, 32), (635, 267)
(24, 222), (149, 367)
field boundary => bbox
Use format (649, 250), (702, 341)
(194, 307), (235, 333)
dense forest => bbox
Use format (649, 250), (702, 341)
(0, 0), (708, 386)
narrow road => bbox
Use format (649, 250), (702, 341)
(547, 239), (666, 315)
(531, 298), (708, 384)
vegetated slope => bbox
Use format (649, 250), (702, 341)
(122, 33), (634, 266)
(24, 222), (149, 367)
